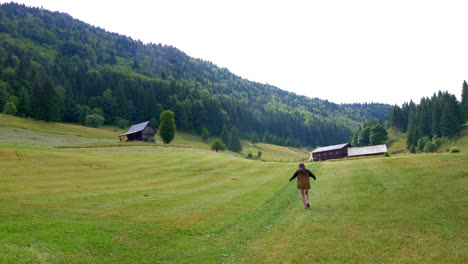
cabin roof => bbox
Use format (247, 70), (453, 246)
(347, 144), (387, 157)
(123, 121), (151, 135)
(311, 143), (351, 154)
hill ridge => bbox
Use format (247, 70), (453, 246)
(0, 2), (391, 147)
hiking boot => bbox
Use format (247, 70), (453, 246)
(306, 203), (310, 208)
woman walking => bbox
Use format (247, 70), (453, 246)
(289, 163), (316, 209)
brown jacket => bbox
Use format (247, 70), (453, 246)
(289, 169), (316, 189)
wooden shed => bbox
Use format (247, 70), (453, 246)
(311, 143), (352, 161)
(119, 121), (156, 142)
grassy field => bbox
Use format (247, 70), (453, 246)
(0, 116), (467, 263)
(0, 115), (118, 139)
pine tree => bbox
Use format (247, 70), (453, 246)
(350, 126), (361, 146)
(220, 124), (230, 145)
(228, 127), (242, 152)
(159, 110), (176, 144)
(462, 80), (468, 121)
(0, 81), (9, 112)
(32, 78), (58, 122)
(369, 124), (388, 145)
(250, 133), (259, 144)
(16, 86), (31, 117)
(201, 127), (210, 141)
(431, 96), (441, 137)
(406, 110), (418, 149)
(357, 126), (370, 146)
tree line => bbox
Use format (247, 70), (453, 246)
(0, 3), (392, 148)
(387, 82), (467, 152)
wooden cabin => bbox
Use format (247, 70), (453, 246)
(119, 121), (156, 142)
(311, 143), (352, 161)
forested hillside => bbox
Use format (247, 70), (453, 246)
(0, 3), (391, 147)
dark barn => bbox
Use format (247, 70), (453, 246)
(310, 143), (352, 161)
(120, 121), (156, 142)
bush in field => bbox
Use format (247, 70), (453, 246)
(448, 146), (460, 153)
(409, 145), (416, 153)
(384, 152), (390, 157)
(85, 114), (104, 127)
(3, 101), (17, 116)
(423, 142), (437, 153)
(211, 139), (226, 152)
(159, 110), (176, 144)
(247, 152), (253, 159)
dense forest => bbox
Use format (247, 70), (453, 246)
(0, 3), (392, 147)
(387, 83), (467, 152)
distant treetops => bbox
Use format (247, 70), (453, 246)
(350, 119), (388, 147)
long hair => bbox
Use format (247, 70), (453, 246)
(298, 163), (306, 174)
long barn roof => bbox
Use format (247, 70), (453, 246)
(124, 121), (151, 135)
(347, 144), (387, 157)
(311, 143), (351, 153)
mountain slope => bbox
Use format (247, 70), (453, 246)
(0, 3), (391, 147)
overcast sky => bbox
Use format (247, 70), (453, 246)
(2, 0), (467, 105)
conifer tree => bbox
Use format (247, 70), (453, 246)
(0, 81), (9, 112)
(462, 80), (468, 121)
(228, 127), (242, 152)
(32, 78), (62, 122)
(369, 124), (388, 145)
(357, 126), (370, 146)
(431, 97), (441, 137)
(220, 124), (230, 145)
(406, 110), (418, 149)
(201, 127), (210, 141)
(159, 110), (176, 144)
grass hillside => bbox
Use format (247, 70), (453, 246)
(0, 117), (466, 263)
(0, 114), (118, 139)
(0, 114), (309, 161)
(387, 129), (407, 154)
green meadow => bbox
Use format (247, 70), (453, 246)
(0, 115), (466, 263)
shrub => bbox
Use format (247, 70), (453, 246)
(384, 152), (390, 157)
(3, 101), (17, 116)
(85, 114), (104, 127)
(409, 145), (416, 153)
(448, 146), (460, 153)
(257, 150), (263, 158)
(417, 136), (429, 152)
(211, 139), (226, 152)
(423, 142), (437, 153)
(247, 152), (253, 159)
(159, 110), (176, 144)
